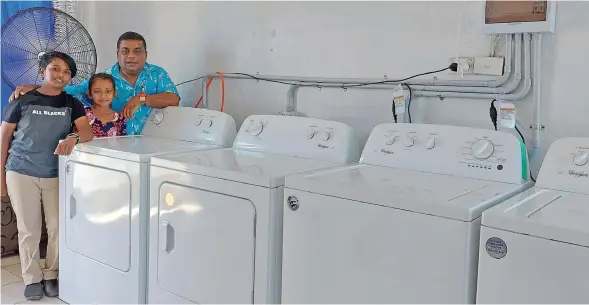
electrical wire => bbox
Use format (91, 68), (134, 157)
(180, 63), (458, 113)
(489, 99), (536, 182)
(392, 101), (398, 123)
(175, 76), (205, 87)
(404, 83), (413, 123)
(223, 64), (456, 89)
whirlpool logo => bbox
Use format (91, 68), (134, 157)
(568, 170), (588, 178)
(381, 148), (395, 155)
(318, 144), (329, 149)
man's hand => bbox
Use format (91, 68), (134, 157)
(54, 137), (77, 156)
(122, 96), (141, 119)
(9, 84), (40, 102)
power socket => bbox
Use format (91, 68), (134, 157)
(474, 57), (504, 76)
(449, 57), (474, 75)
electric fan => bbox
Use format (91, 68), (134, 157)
(1, 6), (97, 90)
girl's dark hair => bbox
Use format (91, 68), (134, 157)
(88, 73), (116, 92)
(39, 51), (77, 78)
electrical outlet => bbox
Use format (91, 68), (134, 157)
(474, 57), (504, 76)
(449, 57), (475, 75)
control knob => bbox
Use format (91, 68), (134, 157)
(153, 111), (164, 125)
(471, 139), (494, 160)
(319, 131), (331, 141)
(424, 138), (436, 150)
(404, 135), (414, 147)
(249, 121), (264, 136)
(385, 136), (396, 145)
(573, 152), (589, 166)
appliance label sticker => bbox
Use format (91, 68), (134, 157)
(486, 237), (507, 259)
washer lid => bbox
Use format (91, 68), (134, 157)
(73, 136), (219, 162)
(150, 148), (349, 188)
(285, 164), (530, 221)
(482, 187), (589, 247)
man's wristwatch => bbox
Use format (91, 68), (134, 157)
(138, 92), (147, 105)
(67, 133), (80, 144)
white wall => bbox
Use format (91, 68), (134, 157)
(77, 1), (589, 168)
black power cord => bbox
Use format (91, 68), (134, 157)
(175, 63), (458, 89)
(175, 76), (205, 87)
(489, 99), (536, 182)
(404, 83), (413, 123)
(392, 101), (398, 123)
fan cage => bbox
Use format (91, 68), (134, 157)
(1, 4), (96, 90)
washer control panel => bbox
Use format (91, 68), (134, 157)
(536, 137), (589, 194)
(360, 123), (528, 184)
(234, 115), (360, 163)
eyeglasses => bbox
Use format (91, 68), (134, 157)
(118, 48), (145, 56)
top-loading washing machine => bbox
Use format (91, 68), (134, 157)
(476, 137), (589, 304)
(58, 107), (237, 304)
(147, 115), (360, 304)
(281, 123), (533, 304)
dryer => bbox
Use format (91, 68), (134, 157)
(58, 107), (237, 304)
(147, 115), (360, 304)
(476, 137), (589, 303)
(281, 123), (532, 304)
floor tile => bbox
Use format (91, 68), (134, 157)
(4, 264), (22, 278)
(1, 268), (21, 286)
(0, 255), (20, 267)
(0, 280), (26, 304)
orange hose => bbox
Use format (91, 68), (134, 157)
(194, 77), (214, 108)
(194, 72), (226, 112)
(217, 72), (225, 112)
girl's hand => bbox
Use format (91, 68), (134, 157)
(1, 179), (8, 197)
(54, 136), (77, 156)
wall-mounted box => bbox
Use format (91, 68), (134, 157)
(483, 1), (556, 34)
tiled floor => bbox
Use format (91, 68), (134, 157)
(1, 255), (65, 304)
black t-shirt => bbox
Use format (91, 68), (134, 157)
(3, 90), (86, 178)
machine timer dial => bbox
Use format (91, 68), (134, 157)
(573, 152), (589, 166)
(249, 121), (264, 136)
(203, 119), (213, 128)
(385, 136), (396, 145)
(471, 139), (494, 160)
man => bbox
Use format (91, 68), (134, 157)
(9, 31), (180, 135)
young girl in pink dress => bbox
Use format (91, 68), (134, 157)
(73, 73), (126, 137)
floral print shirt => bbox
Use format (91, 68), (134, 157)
(73, 108), (127, 138)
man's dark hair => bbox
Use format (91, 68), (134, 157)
(39, 51), (77, 78)
(88, 73), (116, 92)
(117, 31), (147, 50)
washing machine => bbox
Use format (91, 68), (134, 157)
(147, 115), (360, 304)
(476, 137), (589, 304)
(281, 123), (533, 304)
(58, 107), (237, 304)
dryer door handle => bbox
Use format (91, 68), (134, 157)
(69, 195), (77, 219)
(160, 221), (175, 253)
